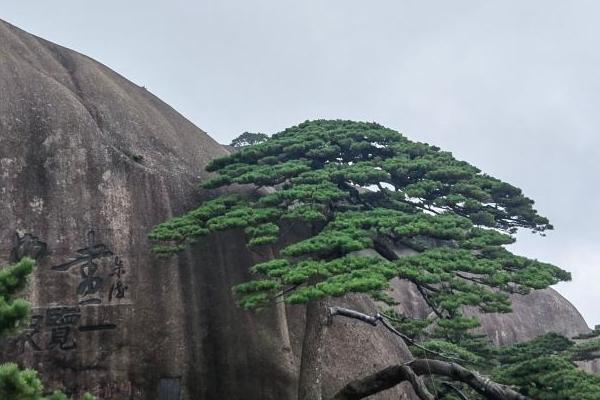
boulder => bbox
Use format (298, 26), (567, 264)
(0, 18), (294, 399)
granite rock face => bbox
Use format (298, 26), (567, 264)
(386, 278), (592, 346)
(0, 18), (295, 399)
(0, 18), (595, 399)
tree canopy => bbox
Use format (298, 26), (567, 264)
(151, 120), (567, 314)
(230, 131), (270, 148)
(150, 119), (595, 399)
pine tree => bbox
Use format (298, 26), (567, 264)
(491, 333), (600, 399)
(230, 131), (269, 148)
(151, 120), (594, 399)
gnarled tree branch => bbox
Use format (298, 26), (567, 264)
(328, 306), (529, 400)
(331, 360), (528, 400)
(332, 364), (435, 400)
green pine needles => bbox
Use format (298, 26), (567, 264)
(150, 119), (597, 398)
(151, 120), (568, 318)
(492, 333), (600, 399)
(401, 330), (600, 399)
(0, 257), (34, 336)
(230, 131), (269, 148)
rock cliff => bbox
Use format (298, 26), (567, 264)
(0, 18), (594, 399)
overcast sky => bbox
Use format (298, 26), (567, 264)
(3, 1), (599, 327)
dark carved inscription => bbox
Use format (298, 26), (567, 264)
(14, 315), (43, 352)
(51, 230), (129, 305)
(11, 232), (47, 262)
(46, 307), (80, 350)
(9, 229), (129, 356)
(108, 256), (128, 302)
(78, 324), (117, 332)
(11, 306), (116, 353)
(91, 381), (142, 399)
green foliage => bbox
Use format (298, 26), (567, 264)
(570, 338), (600, 361)
(495, 333), (574, 364)
(0, 363), (95, 400)
(0, 257), (35, 336)
(208, 120), (551, 231)
(0, 363), (43, 400)
(402, 330), (600, 399)
(379, 310), (431, 338)
(151, 119), (580, 397)
(230, 131), (269, 148)
(151, 119), (568, 323)
(494, 356), (600, 399)
(413, 339), (483, 364)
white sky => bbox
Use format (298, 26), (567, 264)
(2, 1), (598, 327)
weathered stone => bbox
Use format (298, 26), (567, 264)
(579, 358), (600, 375)
(387, 278), (592, 345)
(0, 18), (295, 399)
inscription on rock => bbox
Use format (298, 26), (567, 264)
(6, 229), (131, 357)
(51, 230), (130, 305)
(13, 306), (117, 354)
(11, 231), (47, 261)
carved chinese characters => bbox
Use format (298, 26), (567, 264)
(6, 229), (131, 356)
(13, 307), (117, 353)
(51, 230), (129, 305)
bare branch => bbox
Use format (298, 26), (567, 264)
(410, 360), (528, 400)
(414, 284), (444, 319)
(371, 236), (445, 319)
(331, 364), (434, 400)
(328, 306), (379, 326)
(331, 359), (529, 400)
(328, 306), (464, 363)
(455, 272), (486, 285)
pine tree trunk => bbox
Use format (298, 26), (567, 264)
(298, 299), (328, 400)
